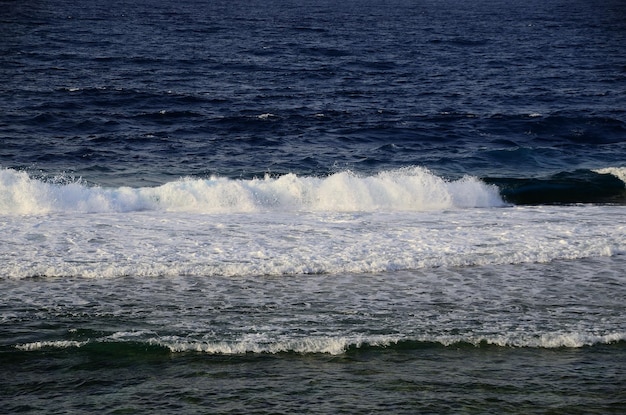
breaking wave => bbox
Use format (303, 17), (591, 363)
(0, 166), (503, 215)
(13, 332), (626, 355)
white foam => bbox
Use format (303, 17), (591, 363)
(434, 332), (626, 349)
(1, 201), (624, 279)
(257, 113), (276, 119)
(150, 334), (400, 355)
(15, 340), (88, 351)
(0, 167), (503, 215)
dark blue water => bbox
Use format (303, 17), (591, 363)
(2, 0), (625, 187)
(1, 0), (626, 413)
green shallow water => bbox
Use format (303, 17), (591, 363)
(3, 342), (625, 414)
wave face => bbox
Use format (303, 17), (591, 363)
(0, 167), (504, 215)
(487, 169), (626, 205)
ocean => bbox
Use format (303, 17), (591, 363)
(1, 0), (625, 413)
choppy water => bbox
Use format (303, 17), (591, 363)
(1, 0), (625, 413)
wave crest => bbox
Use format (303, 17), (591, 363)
(14, 332), (625, 355)
(0, 167), (503, 215)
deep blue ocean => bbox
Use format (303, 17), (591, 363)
(1, 0), (625, 413)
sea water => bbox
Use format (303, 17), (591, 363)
(1, 0), (625, 413)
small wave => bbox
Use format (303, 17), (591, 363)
(14, 332), (624, 355)
(150, 334), (400, 356)
(160, 332), (625, 355)
(0, 167), (503, 215)
(528, 114), (626, 144)
(257, 113), (277, 120)
(427, 332), (626, 349)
